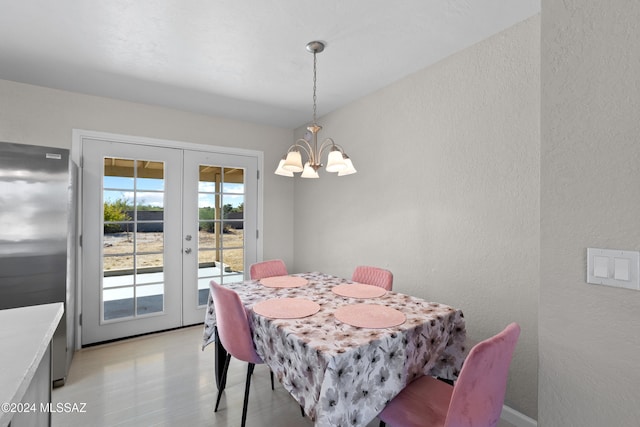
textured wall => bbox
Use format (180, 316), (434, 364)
(0, 79), (295, 266)
(541, 1), (640, 425)
(293, 16), (540, 418)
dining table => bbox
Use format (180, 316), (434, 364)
(202, 272), (466, 427)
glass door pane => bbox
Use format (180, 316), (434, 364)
(182, 150), (258, 326)
(196, 166), (245, 306)
(102, 157), (166, 321)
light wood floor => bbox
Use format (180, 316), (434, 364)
(52, 325), (516, 427)
(52, 325), (379, 426)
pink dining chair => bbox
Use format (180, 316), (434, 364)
(378, 322), (521, 427)
(210, 280), (269, 427)
(352, 265), (393, 291)
(249, 259), (288, 280)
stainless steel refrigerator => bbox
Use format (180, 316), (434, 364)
(0, 141), (77, 386)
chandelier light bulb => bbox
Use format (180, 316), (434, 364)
(301, 162), (319, 178)
(325, 149), (347, 172)
(275, 158), (294, 176)
(283, 150), (303, 172)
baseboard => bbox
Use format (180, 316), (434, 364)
(501, 404), (537, 427)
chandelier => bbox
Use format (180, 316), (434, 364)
(275, 41), (356, 178)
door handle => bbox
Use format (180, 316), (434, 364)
(184, 248), (192, 254)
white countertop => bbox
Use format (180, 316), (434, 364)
(0, 303), (63, 427)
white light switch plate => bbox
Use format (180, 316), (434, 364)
(587, 248), (640, 290)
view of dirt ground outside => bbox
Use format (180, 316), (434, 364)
(103, 228), (244, 274)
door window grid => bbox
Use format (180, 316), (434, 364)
(102, 157), (166, 322)
(197, 166), (245, 306)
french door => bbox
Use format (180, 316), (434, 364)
(81, 137), (258, 345)
(181, 149), (258, 325)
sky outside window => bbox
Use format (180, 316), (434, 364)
(104, 176), (244, 208)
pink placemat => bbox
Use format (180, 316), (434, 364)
(259, 275), (309, 288)
(253, 297), (320, 319)
(331, 283), (387, 298)
(334, 304), (406, 328)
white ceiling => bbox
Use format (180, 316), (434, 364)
(0, 0), (539, 129)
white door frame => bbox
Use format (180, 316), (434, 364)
(71, 129), (264, 349)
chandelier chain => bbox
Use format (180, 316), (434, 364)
(312, 51), (317, 124)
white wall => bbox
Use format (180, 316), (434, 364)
(0, 79), (295, 267)
(540, 1), (640, 425)
(293, 16), (540, 419)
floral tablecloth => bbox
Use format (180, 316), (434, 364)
(202, 272), (466, 427)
